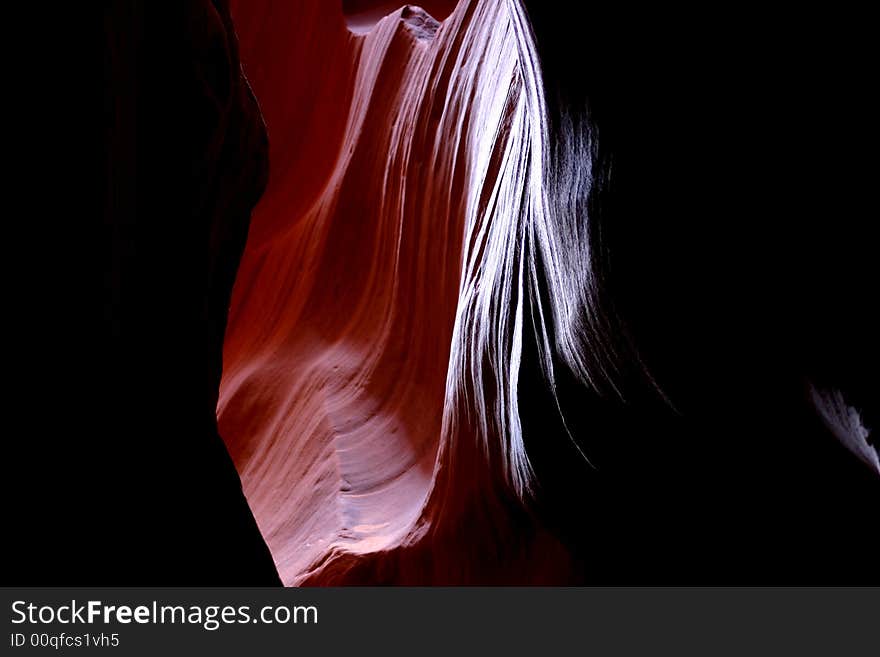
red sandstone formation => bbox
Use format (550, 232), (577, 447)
(219, 0), (573, 584)
(15, 0), (876, 588)
(216, 0), (878, 586)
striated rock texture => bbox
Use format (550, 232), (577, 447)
(221, 0), (571, 584)
(222, 0), (877, 585)
(21, 1), (870, 586)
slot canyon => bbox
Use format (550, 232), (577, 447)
(8, 1), (876, 585)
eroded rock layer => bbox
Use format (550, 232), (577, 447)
(221, 0), (571, 584)
(221, 0), (878, 585)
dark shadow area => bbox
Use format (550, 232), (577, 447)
(6, 1), (280, 585)
(519, 2), (878, 583)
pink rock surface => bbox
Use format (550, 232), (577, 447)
(220, 0), (571, 584)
